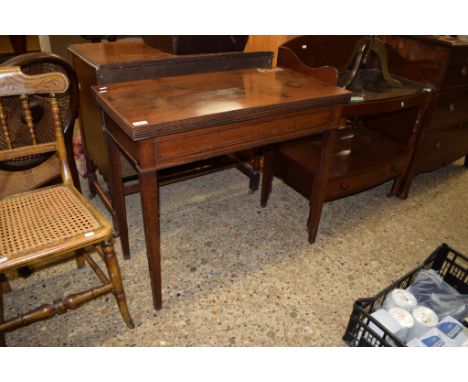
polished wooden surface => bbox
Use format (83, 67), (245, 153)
(96, 68), (350, 309)
(380, 36), (449, 87)
(280, 36), (363, 70)
(69, 41), (174, 67)
(70, 40), (268, 69)
(409, 35), (468, 47)
(429, 88), (468, 130)
(94, 67), (350, 140)
(69, 41), (272, 78)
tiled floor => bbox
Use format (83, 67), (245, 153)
(3, 159), (468, 346)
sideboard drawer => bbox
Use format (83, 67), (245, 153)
(428, 87), (468, 130)
(417, 122), (468, 168)
(443, 50), (468, 88)
(326, 160), (404, 200)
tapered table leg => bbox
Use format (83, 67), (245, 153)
(260, 145), (275, 207)
(104, 131), (130, 259)
(307, 129), (337, 244)
(249, 148), (261, 193)
(138, 170), (162, 310)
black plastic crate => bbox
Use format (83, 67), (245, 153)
(343, 243), (468, 347)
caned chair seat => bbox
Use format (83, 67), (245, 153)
(0, 184), (111, 272)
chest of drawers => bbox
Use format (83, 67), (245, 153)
(381, 36), (468, 197)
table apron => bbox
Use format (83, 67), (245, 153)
(149, 108), (335, 170)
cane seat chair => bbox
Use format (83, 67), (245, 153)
(0, 52), (81, 197)
(0, 67), (134, 346)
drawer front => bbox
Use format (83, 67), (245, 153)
(326, 161), (403, 200)
(152, 108), (333, 169)
(428, 88), (468, 130)
(443, 49), (468, 88)
(415, 122), (468, 172)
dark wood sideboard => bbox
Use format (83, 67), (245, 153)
(380, 36), (468, 196)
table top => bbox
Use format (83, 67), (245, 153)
(68, 40), (272, 70)
(93, 67), (351, 140)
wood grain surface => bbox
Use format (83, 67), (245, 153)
(94, 67), (350, 140)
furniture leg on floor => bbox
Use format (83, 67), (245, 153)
(101, 240), (135, 328)
(0, 277), (4, 347)
(138, 170), (162, 310)
(306, 128), (338, 244)
(260, 145), (275, 208)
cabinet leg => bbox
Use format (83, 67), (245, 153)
(248, 148), (262, 193)
(307, 129), (337, 244)
(260, 145), (274, 207)
(390, 176), (402, 197)
(397, 173), (414, 200)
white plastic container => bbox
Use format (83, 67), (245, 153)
(383, 289), (417, 311)
(408, 306), (439, 341)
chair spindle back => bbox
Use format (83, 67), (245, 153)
(0, 67), (71, 184)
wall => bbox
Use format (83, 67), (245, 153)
(245, 35), (298, 66)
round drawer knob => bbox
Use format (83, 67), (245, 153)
(462, 66), (467, 76)
(434, 141), (442, 149)
(340, 183), (349, 191)
(449, 104), (456, 112)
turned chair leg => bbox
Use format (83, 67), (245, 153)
(75, 248), (86, 269)
(0, 275), (11, 294)
(0, 277), (5, 347)
(101, 240), (134, 328)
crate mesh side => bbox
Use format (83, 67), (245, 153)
(343, 244), (468, 347)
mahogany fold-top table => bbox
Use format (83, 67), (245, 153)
(93, 67), (351, 310)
